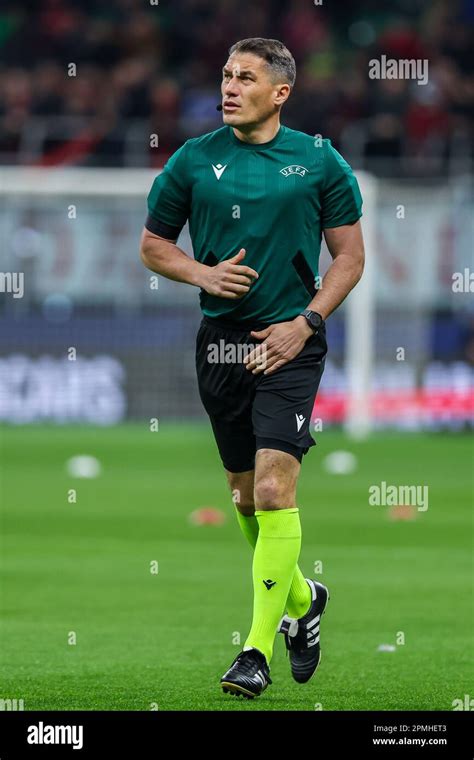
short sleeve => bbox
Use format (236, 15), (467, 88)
(146, 142), (191, 239)
(320, 140), (363, 228)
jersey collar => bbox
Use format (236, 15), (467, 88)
(228, 124), (285, 150)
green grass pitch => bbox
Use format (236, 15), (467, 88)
(1, 423), (472, 711)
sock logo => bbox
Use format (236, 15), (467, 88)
(263, 579), (276, 590)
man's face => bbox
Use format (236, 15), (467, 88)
(220, 52), (288, 127)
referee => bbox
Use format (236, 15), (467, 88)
(140, 38), (364, 699)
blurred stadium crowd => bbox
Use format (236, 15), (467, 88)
(0, 0), (472, 173)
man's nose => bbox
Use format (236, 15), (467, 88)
(224, 78), (239, 95)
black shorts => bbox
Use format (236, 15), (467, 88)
(195, 316), (327, 473)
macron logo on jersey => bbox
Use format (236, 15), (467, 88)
(212, 163), (227, 180)
(280, 165), (309, 177)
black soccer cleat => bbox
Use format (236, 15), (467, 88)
(220, 648), (272, 698)
(278, 579), (330, 684)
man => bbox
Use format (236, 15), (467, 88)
(140, 38), (364, 699)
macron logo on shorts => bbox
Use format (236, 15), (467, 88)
(295, 413), (306, 432)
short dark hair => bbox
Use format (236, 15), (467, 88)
(228, 38), (296, 88)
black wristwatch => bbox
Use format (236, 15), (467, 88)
(299, 309), (324, 333)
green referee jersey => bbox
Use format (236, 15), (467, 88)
(146, 124), (363, 324)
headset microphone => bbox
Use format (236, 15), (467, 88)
(216, 104), (223, 111)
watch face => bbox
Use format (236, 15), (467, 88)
(307, 311), (322, 330)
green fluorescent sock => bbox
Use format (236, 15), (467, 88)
(235, 509), (259, 548)
(234, 507), (311, 620)
(243, 508), (304, 665)
(286, 565), (312, 620)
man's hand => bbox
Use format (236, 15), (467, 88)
(200, 248), (259, 299)
(244, 316), (314, 375)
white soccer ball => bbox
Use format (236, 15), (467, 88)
(66, 455), (101, 478)
(323, 450), (357, 475)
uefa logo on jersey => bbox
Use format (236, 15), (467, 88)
(280, 165), (309, 177)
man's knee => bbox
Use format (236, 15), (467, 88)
(254, 448), (300, 510)
(226, 469), (255, 516)
(254, 476), (283, 509)
(254, 475), (293, 509)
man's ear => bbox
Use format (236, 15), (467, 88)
(274, 83), (291, 106)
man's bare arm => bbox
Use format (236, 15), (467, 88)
(300, 219), (365, 322)
(140, 227), (207, 286)
(139, 228), (259, 299)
